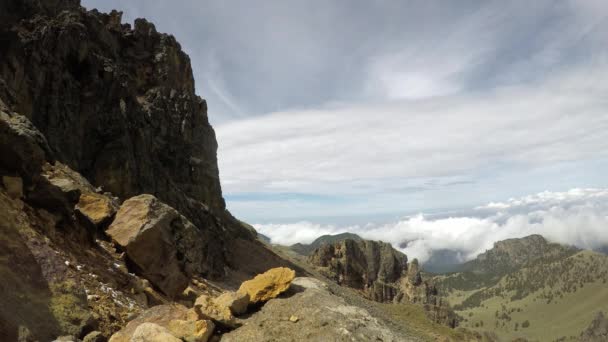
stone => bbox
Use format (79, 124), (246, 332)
(82, 331), (105, 342)
(2, 175), (23, 199)
(289, 315), (299, 323)
(214, 291), (250, 316)
(167, 319), (214, 342)
(108, 304), (189, 342)
(131, 323), (181, 342)
(76, 193), (117, 227)
(237, 267), (296, 304)
(106, 195), (204, 297)
(193, 295), (235, 327)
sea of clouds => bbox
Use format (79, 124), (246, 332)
(254, 188), (608, 263)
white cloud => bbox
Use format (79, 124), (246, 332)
(217, 66), (608, 198)
(255, 188), (608, 263)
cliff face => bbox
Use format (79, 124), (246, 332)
(0, 0), (294, 281)
(1, 0), (224, 214)
(308, 239), (407, 302)
(0, 2), (298, 340)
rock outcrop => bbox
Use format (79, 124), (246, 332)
(308, 239), (407, 302)
(308, 239), (457, 327)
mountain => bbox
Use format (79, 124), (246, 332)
(290, 232), (362, 255)
(433, 235), (608, 341)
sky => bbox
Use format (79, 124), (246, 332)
(83, 1), (608, 261)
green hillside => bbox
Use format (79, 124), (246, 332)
(439, 250), (608, 341)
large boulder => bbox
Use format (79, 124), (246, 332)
(237, 267), (296, 304)
(106, 195), (205, 297)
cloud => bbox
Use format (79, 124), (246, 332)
(217, 65), (608, 197)
(255, 188), (608, 263)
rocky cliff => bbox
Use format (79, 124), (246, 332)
(308, 239), (457, 327)
(0, 1), (298, 340)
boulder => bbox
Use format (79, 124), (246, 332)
(131, 323), (181, 342)
(106, 195), (205, 297)
(214, 291), (250, 316)
(108, 304), (189, 342)
(237, 267), (296, 304)
(76, 193), (117, 227)
(193, 295), (235, 327)
(167, 319), (214, 342)
(2, 175), (23, 199)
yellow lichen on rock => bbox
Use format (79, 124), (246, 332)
(76, 192), (117, 226)
(167, 319), (214, 342)
(237, 267), (296, 304)
(193, 295), (235, 327)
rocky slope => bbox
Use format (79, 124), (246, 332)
(0, 0), (292, 285)
(308, 238), (458, 327)
(0, 1), (299, 340)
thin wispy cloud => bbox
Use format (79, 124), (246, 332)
(81, 0), (608, 226)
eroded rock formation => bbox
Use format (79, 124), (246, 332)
(308, 238), (458, 327)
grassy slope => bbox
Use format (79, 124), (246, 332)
(446, 251), (608, 341)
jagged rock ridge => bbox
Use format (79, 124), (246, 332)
(308, 238), (457, 327)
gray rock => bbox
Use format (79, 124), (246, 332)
(221, 277), (414, 342)
(107, 195), (205, 297)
